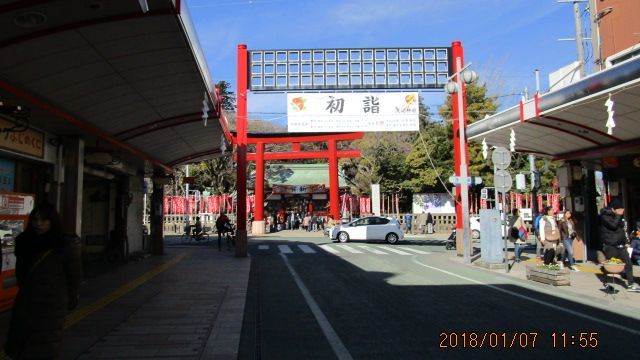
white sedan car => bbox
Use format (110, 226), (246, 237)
(330, 216), (403, 244)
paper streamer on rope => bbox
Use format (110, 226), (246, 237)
(509, 129), (516, 152)
(605, 93), (615, 135)
(482, 138), (488, 160)
(202, 92), (209, 127)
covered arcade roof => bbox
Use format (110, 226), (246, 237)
(466, 57), (640, 161)
(0, 0), (229, 172)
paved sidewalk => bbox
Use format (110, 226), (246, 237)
(455, 251), (640, 319)
(60, 245), (250, 359)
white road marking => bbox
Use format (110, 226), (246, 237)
(319, 244), (340, 254)
(357, 245), (387, 254)
(377, 246), (412, 255)
(400, 247), (431, 255)
(338, 245), (363, 254)
(278, 245), (293, 254)
(280, 254), (354, 360)
(298, 245), (316, 254)
(411, 257), (640, 336)
(258, 245), (269, 250)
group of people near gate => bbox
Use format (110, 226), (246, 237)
(404, 212), (435, 235)
(508, 197), (640, 292)
(265, 211), (331, 232)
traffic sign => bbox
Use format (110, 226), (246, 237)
(515, 173), (526, 190)
(494, 170), (512, 194)
(448, 176), (483, 186)
(491, 146), (511, 170)
(183, 176), (195, 185)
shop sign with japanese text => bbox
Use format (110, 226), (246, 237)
(0, 118), (44, 158)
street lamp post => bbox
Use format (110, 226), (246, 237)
(446, 41), (477, 264)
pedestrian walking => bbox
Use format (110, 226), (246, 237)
(426, 212), (434, 234)
(599, 198), (640, 292)
(404, 213), (413, 235)
(532, 212), (544, 260)
(508, 209), (527, 263)
(4, 204), (82, 360)
(288, 212), (295, 231)
(559, 210), (579, 271)
(303, 214), (310, 232)
(631, 228), (640, 266)
(539, 206), (561, 265)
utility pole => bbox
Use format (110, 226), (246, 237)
(529, 154), (540, 260)
(559, 0), (588, 77)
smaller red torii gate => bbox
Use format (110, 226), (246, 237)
(233, 131), (363, 235)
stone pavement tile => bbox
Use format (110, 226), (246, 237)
(112, 324), (211, 335)
(81, 345), (159, 358)
(167, 333), (210, 343)
(98, 334), (189, 345)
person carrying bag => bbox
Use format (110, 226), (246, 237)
(539, 206), (561, 265)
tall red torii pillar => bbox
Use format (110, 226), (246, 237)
(236, 44), (249, 257)
(236, 132), (363, 235)
(451, 41), (470, 256)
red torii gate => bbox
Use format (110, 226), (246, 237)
(233, 132), (363, 235)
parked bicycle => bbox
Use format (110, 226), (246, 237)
(181, 225), (211, 243)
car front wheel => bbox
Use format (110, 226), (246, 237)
(338, 231), (349, 243)
(386, 233), (399, 244)
(472, 230), (480, 239)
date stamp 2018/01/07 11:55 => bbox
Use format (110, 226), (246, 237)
(439, 332), (600, 350)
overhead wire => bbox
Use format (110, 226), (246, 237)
(417, 128), (457, 201)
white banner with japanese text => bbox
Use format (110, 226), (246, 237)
(287, 92), (419, 132)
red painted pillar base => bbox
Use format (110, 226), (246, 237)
(253, 141), (266, 235)
(328, 139), (340, 221)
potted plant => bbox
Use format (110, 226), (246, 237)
(602, 257), (625, 274)
(526, 263), (571, 286)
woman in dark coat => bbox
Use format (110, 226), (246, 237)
(5, 204), (82, 359)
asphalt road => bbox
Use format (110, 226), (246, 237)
(239, 235), (640, 359)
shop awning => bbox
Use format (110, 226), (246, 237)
(0, 0), (228, 173)
(466, 57), (640, 161)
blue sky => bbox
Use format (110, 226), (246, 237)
(186, 0), (592, 123)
